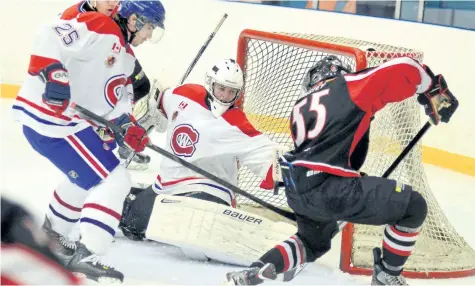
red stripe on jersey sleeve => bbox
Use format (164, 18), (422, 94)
(76, 12), (126, 46)
(28, 55), (60, 76)
(222, 108), (261, 137)
(345, 57), (428, 114)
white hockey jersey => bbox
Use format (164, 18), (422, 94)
(153, 84), (278, 206)
(12, 12), (136, 138)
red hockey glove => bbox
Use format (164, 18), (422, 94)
(112, 114), (150, 152)
(417, 66), (459, 125)
(38, 63), (70, 114)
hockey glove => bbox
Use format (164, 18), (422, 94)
(112, 114), (150, 152)
(417, 66), (459, 125)
(38, 62), (70, 114)
(133, 80), (168, 133)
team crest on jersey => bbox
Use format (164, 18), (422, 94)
(170, 124), (200, 157)
(105, 55), (116, 68)
(104, 75), (127, 107)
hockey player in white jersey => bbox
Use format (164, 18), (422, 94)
(60, 0), (167, 171)
(119, 59), (297, 266)
(11, 2), (165, 283)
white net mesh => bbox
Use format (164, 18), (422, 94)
(236, 30), (475, 276)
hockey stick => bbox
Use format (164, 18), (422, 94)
(73, 101), (432, 224)
(382, 121), (431, 177)
(178, 13), (228, 85)
(73, 104), (433, 282)
(71, 103), (297, 221)
(334, 120), (432, 231)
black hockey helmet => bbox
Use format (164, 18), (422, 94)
(301, 55), (352, 93)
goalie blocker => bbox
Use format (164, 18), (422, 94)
(119, 184), (296, 266)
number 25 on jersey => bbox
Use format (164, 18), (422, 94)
(291, 89), (330, 147)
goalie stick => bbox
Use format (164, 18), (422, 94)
(72, 103), (433, 282)
(73, 103), (432, 225)
(179, 13), (228, 85)
(71, 103), (297, 221)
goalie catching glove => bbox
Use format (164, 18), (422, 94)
(112, 114), (150, 152)
(132, 79), (168, 133)
(417, 66), (459, 125)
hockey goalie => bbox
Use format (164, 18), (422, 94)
(119, 59), (296, 266)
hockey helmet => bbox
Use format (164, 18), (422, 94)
(118, 0), (166, 44)
(301, 55), (351, 93)
(205, 59), (244, 117)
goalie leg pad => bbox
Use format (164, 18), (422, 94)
(145, 194), (297, 266)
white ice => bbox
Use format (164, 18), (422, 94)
(1, 98), (474, 285)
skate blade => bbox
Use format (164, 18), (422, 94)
(73, 272), (123, 284)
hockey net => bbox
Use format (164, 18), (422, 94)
(235, 29), (475, 278)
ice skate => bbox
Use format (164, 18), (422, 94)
(372, 248), (408, 285)
(67, 243), (124, 283)
(41, 216), (77, 264)
(225, 263), (277, 285)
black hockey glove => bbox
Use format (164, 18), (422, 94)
(417, 66), (459, 125)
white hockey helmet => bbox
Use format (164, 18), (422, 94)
(205, 59), (244, 117)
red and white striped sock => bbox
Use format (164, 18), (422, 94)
(381, 224), (420, 275)
(256, 235), (306, 274)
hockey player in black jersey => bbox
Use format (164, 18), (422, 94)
(225, 55), (458, 285)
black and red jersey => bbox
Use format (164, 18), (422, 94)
(288, 57), (432, 177)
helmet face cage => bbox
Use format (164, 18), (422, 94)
(204, 60), (244, 116)
(303, 56), (352, 92)
(209, 81), (240, 106)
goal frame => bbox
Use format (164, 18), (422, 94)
(236, 28), (475, 279)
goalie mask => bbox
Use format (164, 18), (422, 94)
(205, 59), (244, 117)
(301, 55), (351, 94)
